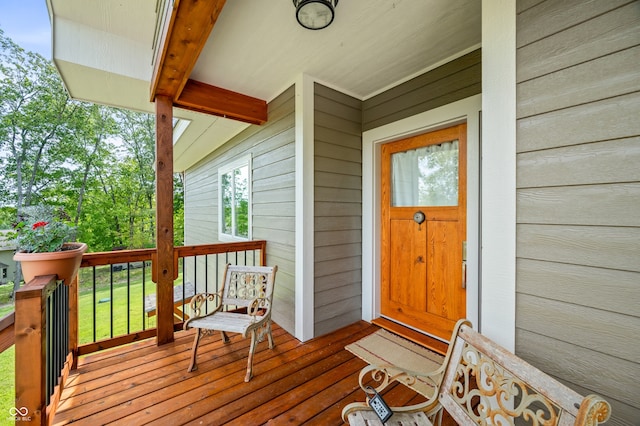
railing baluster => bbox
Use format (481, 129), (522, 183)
(205, 254), (209, 293)
(127, 262), (131, 334)
(214, 253), (220, 292)
(142, 261), (147, 330)
(186, 256), (191, 322)
(110, 265), (114, 338)
(92, 266), (97, 343)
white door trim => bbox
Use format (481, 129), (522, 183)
(362, 94), (482, 333)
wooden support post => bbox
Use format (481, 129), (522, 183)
(155, 95), (175, 345)
(14, 275), (56, 425)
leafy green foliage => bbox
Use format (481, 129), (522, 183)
(0, 28), (185, 256)
(13, 205), (76, 252)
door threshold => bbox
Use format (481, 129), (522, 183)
(371, 317), (449, 356)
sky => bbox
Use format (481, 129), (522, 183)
(0, 0), (52, 59)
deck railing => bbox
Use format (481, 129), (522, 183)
(11, 240), (267, 424)
(77, 241), (267, 355)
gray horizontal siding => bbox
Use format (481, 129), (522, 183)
(517, 137), (640, 187)
(313, 83), (363, 337)
(362, 49), (481, 131)
(515, 328), (639, 421)
(184, 85), (296, 334)
(516, 1), (640, 423)
(517, 2), (640, 83)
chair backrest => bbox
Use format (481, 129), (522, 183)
(221, 264), (277, 312)
(438, 320), (611, 425)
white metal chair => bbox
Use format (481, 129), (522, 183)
(184, 264), (278, 382)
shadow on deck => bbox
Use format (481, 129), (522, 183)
(53, 321), (419, 425)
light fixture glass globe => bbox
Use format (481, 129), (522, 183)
(294, 0), (338, 30)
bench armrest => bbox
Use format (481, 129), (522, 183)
(358, 363), (445, 396)
(342, 362), (446, 423)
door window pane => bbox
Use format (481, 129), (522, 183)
(391, 140), (458, 207)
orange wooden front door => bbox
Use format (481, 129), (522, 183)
(380, 123), (467, 341)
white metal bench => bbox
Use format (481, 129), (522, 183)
(184, 264), (278, 382)
(343, 319), (611, 426)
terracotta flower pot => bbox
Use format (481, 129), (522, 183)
(14, 242), (88, 285)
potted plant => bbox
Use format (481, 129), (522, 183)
(12, 206), (87, 285)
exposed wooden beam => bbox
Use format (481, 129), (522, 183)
(151, 0), (267, 124)
(151, 0), (225, 100)
(176, 79), (267, 125)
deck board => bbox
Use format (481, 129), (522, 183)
(54, 321), (433, 425)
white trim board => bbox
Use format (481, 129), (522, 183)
(362, 94), (482, 340)
(480, 0), (516, 351)
(294, 73), (315, 342)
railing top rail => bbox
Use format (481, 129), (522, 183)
(80, 241), (267, 267)
(0, 311), (15, 354)
(15, 275), (59, 301)
(0, 311), (14, 331)
(81, 248), (156, 267)
(175, 240), (266, 257)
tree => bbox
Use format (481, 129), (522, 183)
(0, 29), (81, 213)
(115, 110), (156, 247)
(1, 28), (186, 286)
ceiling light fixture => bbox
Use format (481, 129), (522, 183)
(293, 0), (339, 30)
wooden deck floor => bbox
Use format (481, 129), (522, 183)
(53, 321), (427, 425)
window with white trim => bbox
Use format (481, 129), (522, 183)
(218, 155), (251, 240)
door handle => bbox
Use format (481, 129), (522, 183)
(462, 241), (467, 290)
(462, 260), (467, 289)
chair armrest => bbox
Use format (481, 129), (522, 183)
(184, 292), (222, 328)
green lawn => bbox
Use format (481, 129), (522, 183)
(0, 346), (14, 423)
(78, 276), (159, 343)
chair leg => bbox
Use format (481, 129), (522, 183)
(266, 321), (275, 349)
(245, 330), (258, 382)
(187, 328), (202, 372)
(221, 331), (230, 343)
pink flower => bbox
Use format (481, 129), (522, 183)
(32, 221), (49, 230)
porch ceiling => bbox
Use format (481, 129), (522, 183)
(47, 0), (481, 172)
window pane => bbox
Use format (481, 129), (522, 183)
(234, 166), (249, 238)
(391, 140), (459, 207)
(221, 171), (233, 234)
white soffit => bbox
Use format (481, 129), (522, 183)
(193, 0), (481, 101)
(173, 112), (250, 172)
